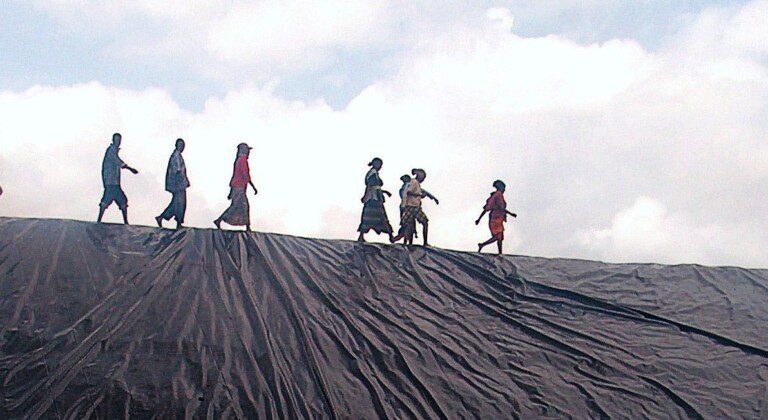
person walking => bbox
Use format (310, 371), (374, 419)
(391, 168), (434, 246)
(475, 180), (517, 254)
(357, 158), (394, 242)
(97, 133), (138, 224)
(393, 173), (438, 245)
(214, 143), (257, 231)
(155, 138), (190, 229)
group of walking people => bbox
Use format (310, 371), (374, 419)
(95, 133), (516, 254)
(356, 158), (516, 254)
(98, 133), (257, 231)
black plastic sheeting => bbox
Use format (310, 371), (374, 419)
(0, 217), (766, 419)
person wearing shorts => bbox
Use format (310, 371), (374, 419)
(97, 133), (138, 224)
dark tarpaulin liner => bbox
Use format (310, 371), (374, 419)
(0, 217), (766, 419)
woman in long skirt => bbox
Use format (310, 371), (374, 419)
(214, 143), (258, 231)
(357, 158), (394, 242)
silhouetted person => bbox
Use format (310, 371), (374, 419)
(394, 174), (438, 245)
(391, 168), (435, 246)
(97, 133), (138, 224)
(156, 138), (190, 229)
(357, 158), (394, 242)
(476, 180), (517, 254)
(214, 143), (257, 231)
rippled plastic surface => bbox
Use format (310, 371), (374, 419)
(0, 217), (766, 418)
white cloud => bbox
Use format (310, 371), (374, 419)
(32, 0), (400, 75)
(206, 0), (393, 67)
(486, 7), (514, 32)
(2, 1), (768, 267)
(576, 197), (697, 264)
(576, 196), (767, 267)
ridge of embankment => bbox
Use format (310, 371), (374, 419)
(0, 217), (766, 418)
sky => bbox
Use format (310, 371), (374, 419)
(0, 0), (766, 267)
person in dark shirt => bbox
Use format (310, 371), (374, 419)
(97, 133), (138, 224)
(475, 180), (517, 254)
(156, 138), (190, 229)
(357, 158), (394, 242)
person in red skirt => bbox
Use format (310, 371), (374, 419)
(475, 180), (517, 254)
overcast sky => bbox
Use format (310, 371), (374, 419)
(1, 0), (766, 267)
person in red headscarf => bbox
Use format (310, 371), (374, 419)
(475, 180), (517, 254)
(214, 143), (258, 231)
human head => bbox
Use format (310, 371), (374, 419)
(237, 142), (252, 157)
(112, 133), (121, 146)
(411, 168), (426, 182)
(400, 174), (411, 183)
(493, 180), (506, 192)
(175, 138), (185, 152)
(368, 157), (383, 170)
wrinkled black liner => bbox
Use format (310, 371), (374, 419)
(0, 218), (766, 418)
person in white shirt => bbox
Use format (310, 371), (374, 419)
(391, 168), (437, 246)
(395, 174), (438, 244)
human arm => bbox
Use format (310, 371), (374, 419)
(382, 190), (392, 197)
(119, 155), (138, 174)
(506, 210), (517, 218)
(475, 210), (488, 225)
(422, 189), (439, 205)
(249, 180), (258, 195)
(123, 163), (139, 174)
(114, 150), (138, 174)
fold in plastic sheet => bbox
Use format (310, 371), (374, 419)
(0, 217), (766, 418)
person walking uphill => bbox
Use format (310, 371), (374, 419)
(475, 180), (517, 254)
(357, 158), (394, 242)
(214, 143), (257, 231)
(155, 138), (190, 229)
(97, 133), (139, 224)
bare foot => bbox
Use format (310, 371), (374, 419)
(478, 243), (483, 252)
(155, 216), (162, 228)
(213, 219), (222, 229)
(176, 222), (183, 230)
